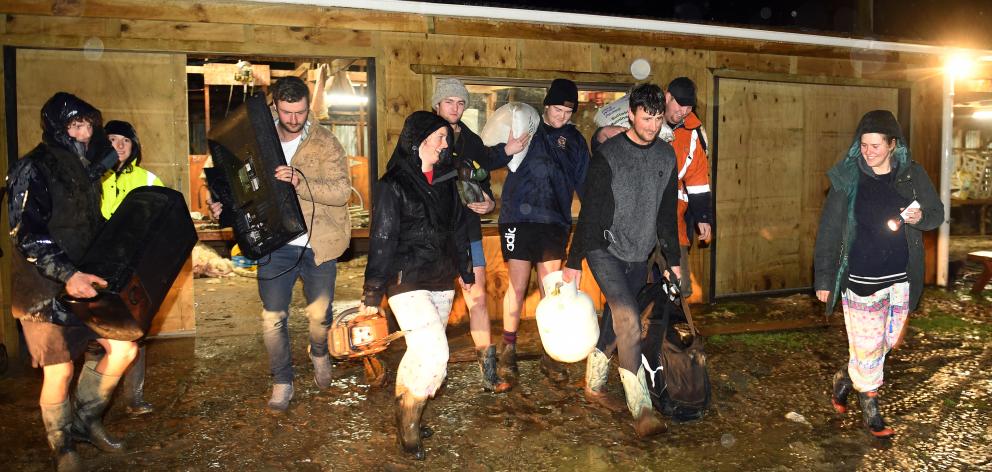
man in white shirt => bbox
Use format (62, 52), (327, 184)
(211, 77), (352, 412)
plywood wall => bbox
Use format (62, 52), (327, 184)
(14, 49), (189, 197)
(715, 78), (898, 296)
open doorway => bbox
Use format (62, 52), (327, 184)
(949, 78), (992, 286)
(186, 56), (376, 232)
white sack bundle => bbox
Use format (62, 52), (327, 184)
(480, 102), (539, 172)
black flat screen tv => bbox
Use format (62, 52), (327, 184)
(206, 92), (306, 260)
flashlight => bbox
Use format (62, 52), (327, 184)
(886, 217), (903, 232)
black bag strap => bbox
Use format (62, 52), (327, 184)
(651, 247), (699, 337)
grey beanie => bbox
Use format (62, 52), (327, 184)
(432, 78), (469, 109)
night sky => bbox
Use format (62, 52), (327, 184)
(410, 0), (992, 49)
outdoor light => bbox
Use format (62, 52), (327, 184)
(945, 53), (976, 79)
(324, 69), (368, 107)
(973, 110), (992, 120)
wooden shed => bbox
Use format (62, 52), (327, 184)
(0, 0), (982, 357)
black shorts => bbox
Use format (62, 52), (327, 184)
(499, 223), (568, 263)
(20, 319), (98, 368)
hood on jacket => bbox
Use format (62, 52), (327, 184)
(389, 111), (452, 172)
(40, 92), (118, 178)
(829, 109), (911, 192)
(385, 111), (455, 228)
(104, 120), (142, 175)
(41, 92), (102, 157)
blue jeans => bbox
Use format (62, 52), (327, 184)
(587, 249), (648, 373)
(257, 245), (337, 384)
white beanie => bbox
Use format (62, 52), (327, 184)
(432, 78), (469, 109)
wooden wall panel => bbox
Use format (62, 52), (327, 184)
(911, 75), (945, 283)
(149, 258), (195, 336)
(250, 25), (373, 49)
(713, 52), (792, 75)
(716, 80), (805, 294)
(519, 39), (593, 72)
(5, 14), (118, 37)
(120, 19), (246, 42)
(716, 78), (899, 296)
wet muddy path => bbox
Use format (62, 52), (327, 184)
(1, 255), (990, 471)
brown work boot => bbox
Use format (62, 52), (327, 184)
(539, 351), (569, 384)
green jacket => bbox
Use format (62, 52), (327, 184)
(813, 146), (943, 315)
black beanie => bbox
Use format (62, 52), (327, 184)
(544, 78), (578, 111)
(104, 119), (143, 169)
(854, 110), (903, 141)
(105, 120), (137, 141)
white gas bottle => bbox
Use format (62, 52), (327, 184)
(535, 271), (599, 363)
(479, 102), (539, 172)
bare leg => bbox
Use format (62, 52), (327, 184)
(94, 339), (138, 377)
(40, 362), (74, 405)
(535, 260), (562, 298)
(465, 266), (492, 349)
(502, 259), (533, 334)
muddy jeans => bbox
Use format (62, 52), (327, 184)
(390, 290), (454, 399)
(842, 282), (910, 392)
(257, 245), (337, 384)
(587, 249), (648, 373)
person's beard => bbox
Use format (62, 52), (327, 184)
(279, 120), (304, 134)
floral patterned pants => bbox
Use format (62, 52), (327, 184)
(842, 282), (910, 392)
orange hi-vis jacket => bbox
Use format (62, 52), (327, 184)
(670, 112), (712, 247)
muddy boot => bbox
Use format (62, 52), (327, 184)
(539, 350), (569, 385)
(497, 343), (519, 381)
(122, 345), (154, 416)
(831, 368), (853, 414)
(310, 351), (333, 390)
(858, 391), (894, 438)
(71, 365), (126, 452)
(619, 367), (668, 438)
(477, 345), (511, 393)
(40, 400), (82, 472)
(267, 383), (294, 412)
(395, 394), (428, 460)
(584, 349), (625, 413)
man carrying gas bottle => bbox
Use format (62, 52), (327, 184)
(563, 83), (681, 438)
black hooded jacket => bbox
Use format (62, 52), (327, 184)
(362, 112), (474, 307)
(6, 92), (108, 322)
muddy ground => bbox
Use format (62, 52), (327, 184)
(1, 238), (991, 471)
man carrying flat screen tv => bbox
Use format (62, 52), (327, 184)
(210, 76), (352, 412)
